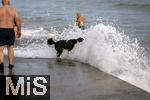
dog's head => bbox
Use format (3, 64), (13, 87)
(77, 37), (84, 43)
(47, 38), (55, 45)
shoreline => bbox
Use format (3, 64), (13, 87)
(2, 57), (150, 100)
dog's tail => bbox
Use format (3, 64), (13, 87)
(47, 38), (55, 45)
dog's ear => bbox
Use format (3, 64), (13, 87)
(77, 37), (84, 42)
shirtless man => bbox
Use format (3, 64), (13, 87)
(0, 0), (21, 73)
(76, 11), (85, 30)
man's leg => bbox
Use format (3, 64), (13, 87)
(0, 46), (4, 63)
(0, 46), (4, 73)
(7, 46), (14, 69)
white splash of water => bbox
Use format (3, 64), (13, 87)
(10, 23), (150, 92)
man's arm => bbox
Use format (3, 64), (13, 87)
(14, 9), (22, 38)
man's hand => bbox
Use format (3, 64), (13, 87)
(16, 32), (21, 38)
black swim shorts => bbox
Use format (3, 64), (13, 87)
(0, 28), (15, 46)
(79, 26), (85, 30)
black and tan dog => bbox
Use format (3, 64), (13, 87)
(47, 37), (84, 58)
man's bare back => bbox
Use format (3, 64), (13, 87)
(0, 5), (17, 28)
(77, 16), (84, 26)
(0, 0), (21, 38)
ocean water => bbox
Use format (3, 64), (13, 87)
(4, 0), (150, 92)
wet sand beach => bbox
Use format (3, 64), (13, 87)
(2, 58), (150, 100)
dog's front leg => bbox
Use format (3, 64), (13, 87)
(57, 57), (61, 62)
(56, 50), (63, 62)
(56, 53), (61, 62)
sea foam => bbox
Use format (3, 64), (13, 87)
(6, 23), (150, 92)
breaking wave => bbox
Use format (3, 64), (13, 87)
(7, 23), (150, 92)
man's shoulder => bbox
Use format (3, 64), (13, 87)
(9, 6), (16, 11)
(0, 6), (16, 11)
(0, 6), (3, 10)
(9, 6), (18, 14)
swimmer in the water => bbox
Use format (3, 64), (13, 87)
(76, 11), (85, 30)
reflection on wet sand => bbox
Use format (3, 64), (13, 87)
(0, 68), (19, 100)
